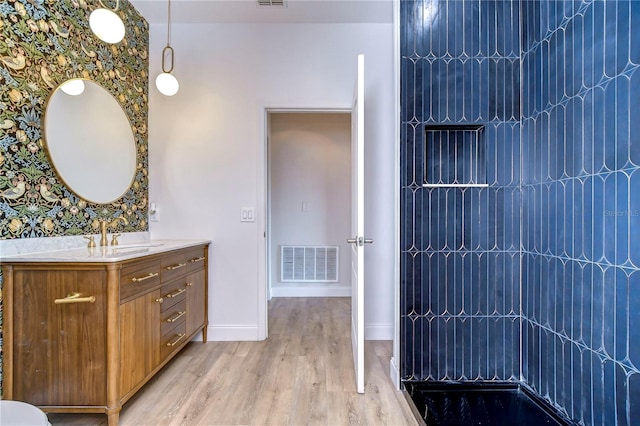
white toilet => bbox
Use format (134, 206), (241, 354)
(0, 401), (52, 426)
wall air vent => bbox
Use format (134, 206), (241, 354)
(257, 0), (286, 6)
(281, 246), (339, 283)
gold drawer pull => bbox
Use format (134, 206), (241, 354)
(131, 272), (159, 282)
(54, 292), (96, 304)
(165, 288), (186, 298)
(165, 263), (186, 271)
(190, 256), (205, 263)
(186, 282), (193, 287)
(155, 297), (164, 304)
(166, 333), (186, 347)
(166, 311), (186, 323)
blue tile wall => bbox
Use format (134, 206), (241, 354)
(521, 1), (640, 424)
(401, 0), (639, 424)
(400, 0), (521, 382)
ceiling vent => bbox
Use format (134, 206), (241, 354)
(257, 0), (286, 7)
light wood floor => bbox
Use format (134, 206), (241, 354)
(48, 297), (417, 425)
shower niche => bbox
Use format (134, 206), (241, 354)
(423, 124), (487, 188)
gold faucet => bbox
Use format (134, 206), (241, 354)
(99, 216), (129, 247)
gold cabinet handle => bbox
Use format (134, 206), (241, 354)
(186, 282), (193, 287)
(165, 288), (186, 298)
(189, 256), (205, 263)
(166, 311), (186, 323)
(165, 263), (186, 271)
(54, 292), (96, 304)
(155, 297), (164, 304)
(131, 272), (159, 282)
(166, 333), (186, 347)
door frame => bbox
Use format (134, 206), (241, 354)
(257, 105), (353, 340)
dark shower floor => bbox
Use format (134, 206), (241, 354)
(403, 382), (574, 426)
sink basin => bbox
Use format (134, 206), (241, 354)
(113, 243), (163, 249)
(101, 248), (151, 257)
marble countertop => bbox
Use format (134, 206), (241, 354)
(0, 239), (210, 263)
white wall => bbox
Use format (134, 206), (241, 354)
(269, 113), (351, 296)
(148, 22), (395, 340)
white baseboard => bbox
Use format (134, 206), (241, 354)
(271, 285), (351, 298)
(364, 323), (393, 340)
(202, 322), (392, 342)
(205, 324), (261, 341)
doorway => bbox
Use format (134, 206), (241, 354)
(266, 111), (352, 304)
(259, 56), (367, 393)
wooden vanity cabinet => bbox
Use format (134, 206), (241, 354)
(2, 243), (209, 426)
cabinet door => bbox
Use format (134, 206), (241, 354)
(119, 289), (161, 398)
(185, 269), (206, 337)
(11, 269), (107, 406)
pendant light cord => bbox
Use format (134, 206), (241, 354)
(166, 0), (172, 47)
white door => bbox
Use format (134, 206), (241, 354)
(348, 54), (370, 394)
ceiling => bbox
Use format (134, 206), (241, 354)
(128, 0), (393, 24)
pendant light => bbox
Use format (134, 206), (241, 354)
(59, 79), (86, 96)
(156, 0), (179, 96)
(89, 0), (125, 44)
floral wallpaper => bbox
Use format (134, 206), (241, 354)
(0, 0), (149, 395)
(0, 0), (149, 237)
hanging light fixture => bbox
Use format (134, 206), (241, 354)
(156, 0), (179, 96)
(59, 78), (86, 96)
(89, 0), (125, 44)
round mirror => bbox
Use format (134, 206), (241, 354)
(44, 79), (137, 204)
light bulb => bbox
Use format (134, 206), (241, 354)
(59, 79), (85, 96)
(89, 8), (125, 44)
(156, 72), (179, 96)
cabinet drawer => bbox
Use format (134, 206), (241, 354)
(160, 299), (187, 336)
(161, 320), (187, 359)
(120, 258), (161, 302)
(185, 247), (206, 273)
(161, 252), (189, 282)
(159, 278), (187, 312)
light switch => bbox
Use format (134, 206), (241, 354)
(241, 207), (255, 222)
